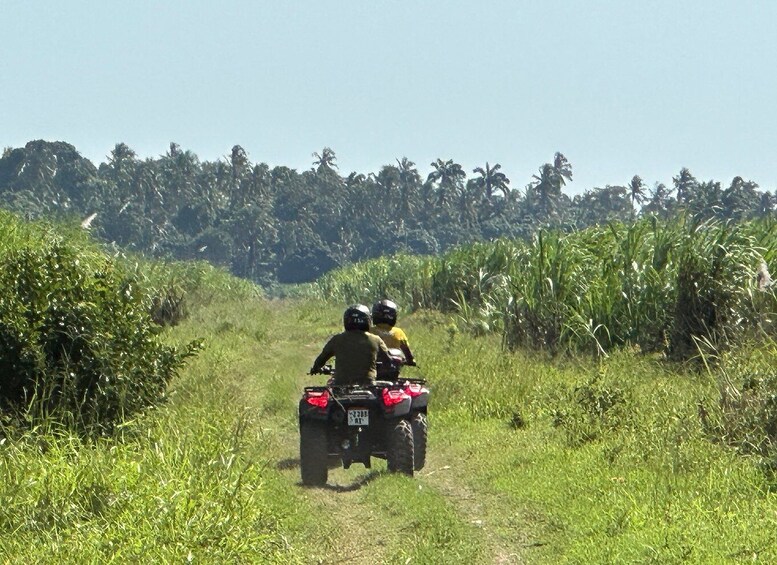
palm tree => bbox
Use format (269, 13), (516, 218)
(426, 158), (466, 209)
(529, 164), (561, 223)
(722, 176), (759, 221)
(229, 145), (250, 208)
(369, 165), (402, 227)
(473, 162), (510, 200)
(672, 167), (697, 205)
(312, 147), (338, 172)
(345, 172), (367, 187)
(642, 182), (672, 218)
(133, 159), (166, 249)
(472, 162), (510, 221)
(627, 175), (646, 217)
(457, 181), (479, 227)
(161, 142), (199, 207)
(553, 152), (573, 186)
(527, 153), (573, 222)
(689, 180), (723, 221)
(396, 157), (421, 217)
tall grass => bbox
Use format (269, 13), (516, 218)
(315, 216), (777, 358)
(316, 254), (436, 308)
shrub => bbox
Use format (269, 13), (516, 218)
(550, 371), (631, 446)
(0, 240), (200, 435)
(700, 342), (777, 467)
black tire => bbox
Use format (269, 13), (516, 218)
(411, 412), (428, 471)
(300, 421), (328, 486)
(386, 419), (414, 476)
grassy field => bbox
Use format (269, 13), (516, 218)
(2, 284), (777, 563)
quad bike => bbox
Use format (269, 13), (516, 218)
(377, 348), (430, 471)
(298, 366), (415, 486)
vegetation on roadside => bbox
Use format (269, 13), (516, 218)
(316, 216), (777, 359)
(408, 311), (777, 562)
(0, 296), (321, 562)
(1, 206), (777, 562)
(0, 210), (201, 434)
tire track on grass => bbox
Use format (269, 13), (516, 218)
(261, 301), (394, 564)
(265, 300), (530, 563)
(419, 450), (530, 564)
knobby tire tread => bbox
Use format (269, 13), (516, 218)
(387, 419), (414, 476)
(300, 421), (328, 486)
(411, 412), (428, 471)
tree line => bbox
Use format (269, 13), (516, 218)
(1, 140), (774, 284)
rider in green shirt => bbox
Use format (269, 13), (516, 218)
(310, 304), (391, 385)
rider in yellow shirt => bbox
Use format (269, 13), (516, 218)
(369, 299), (416, 366)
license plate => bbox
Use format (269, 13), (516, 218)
(347, 409), (369, 426)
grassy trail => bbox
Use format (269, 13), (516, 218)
(5, 293), (776, 562)
(256, 299), (530, 564)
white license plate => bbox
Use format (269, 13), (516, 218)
(347, 409), (369, 426)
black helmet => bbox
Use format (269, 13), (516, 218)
(372, 299), (398, 327)
(343, 304), (372, 331)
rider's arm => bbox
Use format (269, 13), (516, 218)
(311, 336), (336, 373)
(394, 327), (416, 365)
(401, 343), (416, 366)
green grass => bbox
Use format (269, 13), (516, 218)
(0, 297), (317, 562)
(1, 212), (777, 562)
(1, 296), (775, 562)
(409, 314), (777, 563)
(0, 294), (487, 562)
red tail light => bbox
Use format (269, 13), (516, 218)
(404, 383), (426, 398)
(382, 387), (409, 407)
(305, 390), (330, 409)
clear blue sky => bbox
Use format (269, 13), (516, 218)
(2, 0), (776, 195)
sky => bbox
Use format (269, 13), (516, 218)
(2, 0), (777, 195)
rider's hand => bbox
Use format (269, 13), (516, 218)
(309, 367), (320, 375)
(405, 360), (417, 367)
